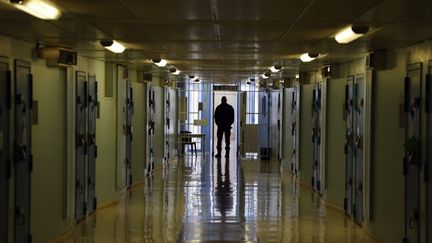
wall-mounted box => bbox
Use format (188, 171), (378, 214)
(39, 47), (77, 67)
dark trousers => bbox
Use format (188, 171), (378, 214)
(216, 127), (231, 153)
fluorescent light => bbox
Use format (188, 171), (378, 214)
(295, 74), (300, 79)
(104, 40), (125, 53)
(270, 65), (282, 73)
(173, 69), (180, 75)
(335, 26), (369, 44)
(14, 0), (61, 20)
(154, 59), (167, 67)
(300, 53), (317, 62)
(169, 67), (180, 75)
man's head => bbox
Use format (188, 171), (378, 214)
(221, 96), (227, 103)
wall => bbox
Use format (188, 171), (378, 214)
(299, 84), (313, 185)
(324, 77), (346, 208)
(131, 81), (146, 183)
(0, 34), (143, 242)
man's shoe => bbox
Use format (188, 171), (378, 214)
(215, 153), (221, 158)
(225, 153), (229, 158)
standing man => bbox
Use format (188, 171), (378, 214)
(214, 96), (235, 158)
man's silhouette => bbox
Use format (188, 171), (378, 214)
(214, 96), (234, 158)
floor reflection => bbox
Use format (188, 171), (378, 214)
(67, 155), (375, 243)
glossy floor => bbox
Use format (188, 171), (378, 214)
(67, 155), (375, 243)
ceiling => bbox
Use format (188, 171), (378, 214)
(0, 0), (431, 83)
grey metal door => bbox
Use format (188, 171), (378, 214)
(0, 57), (10, 243)
(87, 74), (97, 214)
(291, 85), (300, 175)
(344, 76), (355, 216)
(14, 60), (32, 242)
(312, 83), (322, 193)
(403, 63), (422, 243)
(239, 91), (246, 157)
(258, 90), (270, 159)
(75, 71), (87, 222)
(146, 84), (155, 176)
(125, 80), (133, 187)
(426, 65), (432, 243)
(164, 87), (170, 165)
(353, 75), (365, 224)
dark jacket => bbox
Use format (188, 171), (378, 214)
(214, 102), (234, 129)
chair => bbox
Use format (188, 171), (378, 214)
(180, 131), (197, 156)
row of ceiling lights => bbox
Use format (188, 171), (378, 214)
(257, 25), (370, 82)
(6, 0), (371, 84)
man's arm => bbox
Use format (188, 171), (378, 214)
(229, 106), (235, 125)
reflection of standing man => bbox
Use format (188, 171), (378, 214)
(214, 96), (234, 158)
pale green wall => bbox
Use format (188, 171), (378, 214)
(325, 77), (346, 208)
(282, 88), (294, 172)
(131, 81), (146, 183)
(367, 48), (405, 243)
(153, 86), (165, 164)
(300, 84), (313, 184)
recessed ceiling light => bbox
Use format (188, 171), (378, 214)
(262, 72), (271, 79)
(152, 58), (167, 67)
(12, 0), (61, 20)
(249, 78), (256, 82)
(194, 78), (200, 83)
(300, 53), (319, 62)
(100, 40), (126, 53)
(188, 75), (195, 79)
(270, 65), (282, 73)
(169, 67), (180, 75)
(335, 25), (369, 44)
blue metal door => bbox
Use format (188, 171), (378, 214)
(426, 64), (432, 243)
(14, 60), (32, 242)
(146, 84), (155, 176)
(0, 57), (10, 243)
(75, 71), (87, 222)
(344, 76), (355, 216)
(353, 75), (365, 224)
(403, 63), (422, 243)
(312, 83), (322, 193)
(87, 74), (97, 214)
(125, 80), (133, 187)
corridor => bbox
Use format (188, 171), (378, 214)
(67, 156), (373, 243)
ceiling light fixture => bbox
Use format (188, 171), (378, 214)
(249, 78), (256, 82)
(194, 78), (200, 83)
(169, 67), (180, 75)
(12, 0), (61, 20)
(100, 40), (126, 53)
(335, 25), (369, 44)
(152, 58), (167, 67)
(262, 72), (271, 79)
(188, 75), (195, 79)
(270, 65), (282, 73)
(300, 53), (319, 62)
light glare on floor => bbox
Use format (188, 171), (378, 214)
(14, 0), (61, 20)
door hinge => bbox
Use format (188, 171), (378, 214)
(6, 70), (11, 109)
(403, 157), (408, 176)
(29, 154), (33, 172)
(93, 197), (97, 211)
(94, 146), (98, 158)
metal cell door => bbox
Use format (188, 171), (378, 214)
(403, 63), (422, 243)
(75, 71), (87, 222)
(87, 74), (97, 214)
(344, 76), (355, 216)
(426, 64), (432, 243)
(146, 84), (155, 176)
(353, 75), (365, 224)
(14, 60), (33, 242)
(277, 92), (282, 161)
(164, 87), (170, 165)
(0, 57), (10, 243)
(291, 85), (300, 175)
(312, 83), (322, 193)
(258, 90), (270, 159)
(239, 91), (246, 157)
(125, 80), (133, 187)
